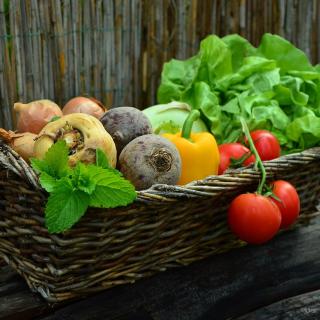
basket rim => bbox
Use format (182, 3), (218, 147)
(1, 142), (320, 203)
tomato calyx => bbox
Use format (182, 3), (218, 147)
(261, 185), (282, 202)
(229, 152), (254, 168)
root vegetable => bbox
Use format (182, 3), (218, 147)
(0, 129), (36, 162)
(14, 99), (63, 134)
(100, 107), (152, 154)
(119, 134), (182, 190)
(33, 113), (117, 167)
(62, 96), (106, 119)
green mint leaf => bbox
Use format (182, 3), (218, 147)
(96, 148), (110, 169)
(71, 162), (96, 194)
(44, 140), (70, 179)
(39, 172), (59, 192)
(31, 140), (71, 180)
(30, 158), (50, 174)
(87, 166), (136, 208)
(45, 179), (90, 233)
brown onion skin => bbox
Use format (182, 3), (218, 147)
(12, 132), (37, 162)
(14, 99), (62, 134)
(62, 97), (106, 119)
(0, 129), (36, 162)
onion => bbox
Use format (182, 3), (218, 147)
(62, 96), (106, 119)
(14, 99), (63, 134)
(0, 129), (37, 162)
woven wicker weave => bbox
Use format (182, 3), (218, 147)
(0, 142), (319, 302)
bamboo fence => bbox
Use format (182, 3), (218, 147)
(0, 0), (319, 129)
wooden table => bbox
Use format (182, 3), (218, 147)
(1, 214), (320, 320)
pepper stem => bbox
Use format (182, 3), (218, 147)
(240, 117), (266, 194)
(181, 110), (200, 139)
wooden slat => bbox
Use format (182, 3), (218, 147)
(0, 0), (14, 128)
(235, 289), (320, 320)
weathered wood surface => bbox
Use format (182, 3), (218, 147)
(1, 0), (320, 129)
(1, 215), (320, 320)
(235, 289), (320, 320)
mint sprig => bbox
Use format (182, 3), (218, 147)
(31, 142), (136, 233)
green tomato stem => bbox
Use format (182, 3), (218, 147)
(240, 117), (266, 194)
(181, 110), (200, 140)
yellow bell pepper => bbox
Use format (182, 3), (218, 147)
(162, 110), (220, 185)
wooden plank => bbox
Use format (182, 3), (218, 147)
(10, 0), (25, 103)
(30, 0), (43, 99)
(0, 265), (49, 320)
(0, 290), (48, 320)
(0, 0), (13, 129)
(235, 289), (320, 320)
(51, 0), (65, 106)
(83, 0), (91, 96)
(103, 0), (116, 108)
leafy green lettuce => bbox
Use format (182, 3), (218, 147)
(157, 33), (320, 152)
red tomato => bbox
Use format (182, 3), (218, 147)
(270, 180), (300, 229)
(228, 193), (282, 244)
(248, 130), (281, 161)
(218, 143), (255, 174)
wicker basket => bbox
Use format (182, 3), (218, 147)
(0, 142), (320, 302)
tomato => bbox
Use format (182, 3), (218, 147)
(247, 130), (281, 161)
(270, 180), (300, 229)
(228, 193), (282, 244)
(218, 143), (255, 174)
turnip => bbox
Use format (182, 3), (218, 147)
(33, 113), (117, 167)
(100, 107), (152, 154)
(119, 134), (182, 190)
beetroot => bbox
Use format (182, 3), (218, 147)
(100, 107), (152, 154)
(119, 134), (182, 190)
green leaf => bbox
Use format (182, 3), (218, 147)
(185, 82), (221, 138)
(88, 166), (136, 208)
(39, 172), (59, 193)
(96, 148), (110, 169)
(286, 114), (320, 148)
(72, 162), (96, 194)
(44, 140), (70, 178)
(257, 33), (314, 74)
(222, 34), (257, 71)
(31, 140), (71, 180)
(30, 158), (50, 175)
(198, 35), (233, 82)
(274, 76), (309, 106)
(45, 180), (90, 233)
(216, 57), (276, 92)
(157, 56), (201, 103)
